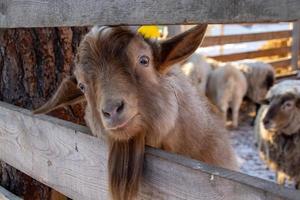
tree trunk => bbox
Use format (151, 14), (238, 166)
(0, 27), (88, 199)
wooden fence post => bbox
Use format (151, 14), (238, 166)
(291, 20), (300, 71)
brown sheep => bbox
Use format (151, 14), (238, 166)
(255, 80), (300, 189)
(34, 25), (238, 200)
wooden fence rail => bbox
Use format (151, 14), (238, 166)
(1, 1), (299, 71)
(1, 0), (300, 28)
(201, 30), (292, 47)
(268, 57), (292, 69)
(0, 186), (22, 200)
(0, 101), (299, 200)
(201, 28), (297, 71)
(210, 46), (291, 62)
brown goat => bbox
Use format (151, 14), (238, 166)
(34, 25), (238, 200)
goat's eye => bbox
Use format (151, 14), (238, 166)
(139, 55), (149, 66)
(78, 83), (85, 92)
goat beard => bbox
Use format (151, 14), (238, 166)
(108, 132), (145, 200)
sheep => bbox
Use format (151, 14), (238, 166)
(180, 53), (212, 95)
(254, 80), (300, 189)
(206, 63), (247, 128)
(206, 60), (275, 128)
(235, 60), (275, 124)
(33, 25), (238, 200)
(235, 60), (275, 104)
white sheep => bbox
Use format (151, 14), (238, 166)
(254, 80), (300, 189)
(180, 53), (213, 95)
(206, 60), (275, 128)
(234, 60), (275, 104)
(206, 63), (247, 128)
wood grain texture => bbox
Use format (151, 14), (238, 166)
(0, 27), (88, 200)
(202, 30), (292, 47)
(268, 57), (291, 69)
(0, 0), (300, 28)
(211, 46), (291, 62)
(0, 101), (299, 200)
(276, 71), (298, 79)
(0, 186), (22, 200)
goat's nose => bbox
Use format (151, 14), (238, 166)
(101, 99), (125, 119)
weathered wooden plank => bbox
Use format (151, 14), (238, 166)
(0, 101), (299, 200)
(268, 57), (291, 69)
(0, 0), (300, 28)
(211, 46), (291, 62)
(291, 20), (300, 70)
(277, 71), (298, 79)
(202, 30), (292, 47)
(0, 186), (22, 200)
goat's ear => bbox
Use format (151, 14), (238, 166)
(33, 76), (85, 114)
(158, 24), (207, 74)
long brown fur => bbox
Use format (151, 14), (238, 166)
(108, 133), (145, 200)
(34, 25), (238, 200)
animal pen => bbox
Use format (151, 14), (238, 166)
(0, 0), (300, 199)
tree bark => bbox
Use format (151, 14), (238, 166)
(0, 27), (88, 199)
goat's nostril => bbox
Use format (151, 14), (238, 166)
(101, 100), (125, 119)
(116, 101), (124, 114)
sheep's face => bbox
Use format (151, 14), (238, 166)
(261, 71), (275, 96)
(262, 93), (300, 131)
(243, 63), (275, 103)
(251, 71), (275, 103)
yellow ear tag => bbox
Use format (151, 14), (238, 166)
(137, 26), (160, 39)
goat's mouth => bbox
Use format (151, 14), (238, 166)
(106, 114), (142, 140)
(106, 114), (140, 131)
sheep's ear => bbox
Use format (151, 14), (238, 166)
(260, 98), (271, 105)
(158, 24), (207, 74)
(33, 76), (84, 114)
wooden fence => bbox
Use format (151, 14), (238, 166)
(0, 0), (300, 199)
(201, 22), (300, 73)
(0, 101), (299, 200)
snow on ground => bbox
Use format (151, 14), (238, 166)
(229, 121), (276, 182)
